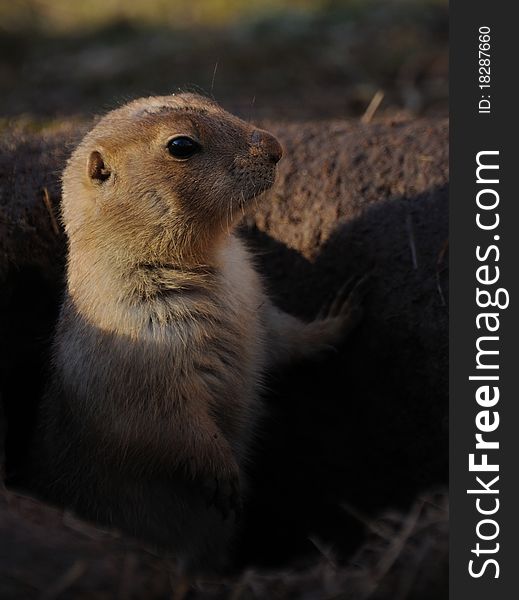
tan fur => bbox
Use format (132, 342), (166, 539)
(34, 93), (361, 572)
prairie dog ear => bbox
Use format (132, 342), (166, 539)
(87, 150), (111, 182)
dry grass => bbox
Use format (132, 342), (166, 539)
(0, 485), (448, 599)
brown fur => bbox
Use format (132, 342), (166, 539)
(31, 94), (360, 572)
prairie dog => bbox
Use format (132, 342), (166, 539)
(33, 93), (362, 572)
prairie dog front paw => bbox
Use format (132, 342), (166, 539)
(314, 275), (369, 345)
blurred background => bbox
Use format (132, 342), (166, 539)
(1, 0), (448, 127)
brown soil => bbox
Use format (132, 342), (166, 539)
(0, 485), (447, 599)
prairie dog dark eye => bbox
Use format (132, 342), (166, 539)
(167, 136), (201, 159)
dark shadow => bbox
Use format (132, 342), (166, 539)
(235, 184), (448, 568)
(0, 268), (64, 478)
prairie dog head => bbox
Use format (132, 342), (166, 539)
(62, 93), (282, 266)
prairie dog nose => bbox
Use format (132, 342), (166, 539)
(251, 129), (283, 164)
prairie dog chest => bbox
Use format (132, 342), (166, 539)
(217, 236), (266, 327)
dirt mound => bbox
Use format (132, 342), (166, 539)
(239, 118), (449, 566)
(0, 117), (448, 596)
(0, 485), (447, 599)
